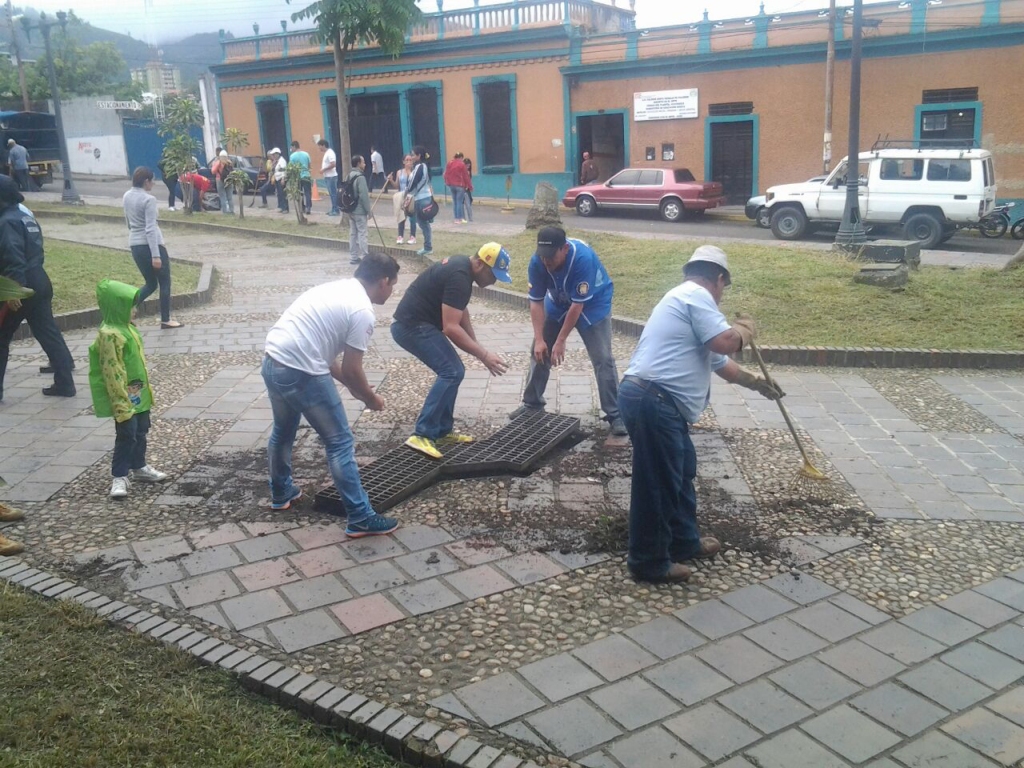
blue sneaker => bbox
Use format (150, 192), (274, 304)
(345, 514), (399, 538)
(270, 486), (302, 511)
(415, 248), (433, 257)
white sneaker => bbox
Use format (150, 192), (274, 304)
(132, 465), (169, 483)
(407, 237), (416, 244)
(168, 206), (176, 211)
(110, 476), (130, 498)
(396, 237), (404, 244)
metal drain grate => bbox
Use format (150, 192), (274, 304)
(315, 411), (580, 515)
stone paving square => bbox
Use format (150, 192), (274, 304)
(340, 560), (408, 595)
(456, 673), (545, 727)
(391, 524), (455, 551)
(131, 534), (192, 564)
(719, 583), (798, 622)
(898, 660), (994, 712)
(745, 728), (851, 768)
(940, 642), (1024, 689)
(170, 571), (241, 608)
(493, 553), (566, 585)
(280, 574), (352, 611)
(622, 616), (705, 660)
(444, 538), (511, 566)
(571, 634), (658, 682)
(663, 701), (760, 761)
(267, 609), (347, 652)
(743, 617), (829, 661)
(788, 601), (872, 642)
(123, 561), (185, 591)
(392, 548), (460, 580)
(442, 564), (515, 600)
(586, 677), (680, 730)
(329, 594), (405, 635)
(937, 590), (1020, 628)
(287, 545), (356, 578)
(234, 532), (299, 563)
(643, 655), (733, 706)
(860, 622), (948, 665)
(338, 535), (408, 564)
(526, 699), (621, 757)
(979, 624), (1024, 662)
(891, 730), (1002, 768)
(851, 682), (950, 736)
(674, 599), (754, 640)
(286, 523), (349, 550)
(762, 573), (839, 605)
(988, 687), (1024, 728)
(233, 558), (302, 591)
(696, 635), (785, 683)
(519, 651), (604, 703)
(388, 579), (461, 616)
(974, 577), (1024, 612)
(178, 545), (243, 576)
(605, 726), (705, 768)
(218, 589), (293, 630)
(941, 707), (1024, 765)
(800, 705), (903, 763)
(899, 605), (985, 646)
(768, 657), (863, 710)
(817, 638), (908, 686)
(718, 679), (813, 734)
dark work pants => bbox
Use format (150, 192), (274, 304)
(0, 266), (75, 397)
(163, 175), (178, 208)
(112, 410), (151, 477)
(131, 244), (172, 323)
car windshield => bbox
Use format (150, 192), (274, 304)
(674, 169), (695, 182)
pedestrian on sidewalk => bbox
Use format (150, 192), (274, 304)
(580, 151), (600, 185)
(514, 226), (625, 436)
(290, 140), (313, 215)
(369, 145), (385, 191)
(156, 157), (178, 211)
(123, 167), (183, 330)
(620, 246), (783, 583)
(88, 279), (171, 499)
(346, 155), (371, 265)
(212, 150), (234, 215)
(262, 253), (401, 537)
(463, 157), (474, 222)
(176, 169), (210, 213)
(443, 152), (471, 223)
(391, 243), (511, 459)
(257, 149), (275, 208)
(0, 175), (76, 401)
(406, 145), (435, 256)
(6, 139), (30, 192)
(390, 154), (417, 245)
(272, 148), (289, 213)
(318, 139), (339, 215)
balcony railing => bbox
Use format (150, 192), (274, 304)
(220, 0), (634, 62)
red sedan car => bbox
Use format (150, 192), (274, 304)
(562, 168), (726, 222)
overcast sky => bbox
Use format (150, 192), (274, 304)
(23, 0), (893, 45)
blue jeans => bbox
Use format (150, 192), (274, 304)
(113, 410), (151, 477)
(522, 315), (619, 420)
(300, 179), (312, 214)
(261, 356), (372, 522)
(131, 244), (172, 323)
(390, 321), (463, 440)
(414, 198), (433, 251)
(450, 186), (465, 220)
(619, 378), (701, 580)
(326, 176), (339, 213)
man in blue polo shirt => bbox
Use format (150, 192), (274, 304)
(516, 226), (625, 436)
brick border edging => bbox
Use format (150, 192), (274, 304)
(0, 555), (541, 768)
(35, 210), (1024, 370)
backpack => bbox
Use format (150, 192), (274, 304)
(339, 176), (360, 213)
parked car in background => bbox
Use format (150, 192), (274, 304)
(746, 176), (827, 227)
(562, 167), (726, 222)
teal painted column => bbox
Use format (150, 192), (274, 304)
(697, 12), (712, 55)
(910, 0), (927, 34)
(981, 0), (1001, 24)
(753, 3), (770, 50)
(569, 34), (582, 65)
(399, 90), (412, 153)
(625, 30), (638, 61)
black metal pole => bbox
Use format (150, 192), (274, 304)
(41, 17), (82, 205)
(835, 0), (865, 247)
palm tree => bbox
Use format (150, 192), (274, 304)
(287, 0), (421, 177)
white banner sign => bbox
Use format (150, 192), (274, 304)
(633, 89), (699, 122)
(96, 100), (142, 111)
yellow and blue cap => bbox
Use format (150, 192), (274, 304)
(477, 242), (512, 283)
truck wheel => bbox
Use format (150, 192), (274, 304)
(770, 206), (807, 240)
(575, 195), (596, 217)
(660, 198), (684, 222)
(756, 206), (770, 228)
(903, 213), (943, 249)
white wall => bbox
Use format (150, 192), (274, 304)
(66, 135), (129, 176)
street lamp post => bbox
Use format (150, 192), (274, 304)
(834, 0), (866, 248)
(35, 12), (82, 205)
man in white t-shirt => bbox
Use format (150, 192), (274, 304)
(369, 145), (385, 191)
(262, 253), (402, 537)
(318, 139), (340, 216)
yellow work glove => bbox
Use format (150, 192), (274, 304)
(732, 313), (757, 350)
(733, 366), (785, 400)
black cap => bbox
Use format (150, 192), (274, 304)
(0, 174), (24, 207)
(536, 226), (567, 260)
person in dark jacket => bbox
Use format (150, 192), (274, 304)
(0, 175), (76, 400)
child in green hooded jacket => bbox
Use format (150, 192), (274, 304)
(88, 279), (169, 498)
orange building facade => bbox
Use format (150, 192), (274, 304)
(212, 0), (1024, 203)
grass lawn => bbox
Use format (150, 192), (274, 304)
(45, 240), (202, 315)
(0, 583), (407, 768)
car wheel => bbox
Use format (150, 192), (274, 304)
(575, 196), (596, 217)
(770, 206), (807, 240)
(660, 198), (684, 222)
(903, 212), (943, 249)
(756, 206), (770, 228)
(1012, 220), (1024, 240)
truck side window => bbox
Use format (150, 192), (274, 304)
(927, 159), (972, 182)
(880, 159), (923, 181)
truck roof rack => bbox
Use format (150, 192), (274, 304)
(870, 135), (979, 150)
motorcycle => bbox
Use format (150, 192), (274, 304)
(977, 201), (1016, 238)
(1012, 216), (1024, 241)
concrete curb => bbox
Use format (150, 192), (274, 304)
(35, 210), (1024, 370)
(0, 555), (544, 768)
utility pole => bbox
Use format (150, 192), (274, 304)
(37, 12), (81, 204)
(834, 0), (866, 248)
(5, 0), (30, 111)
(823, 0), (835, 175)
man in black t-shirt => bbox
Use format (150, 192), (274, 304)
(391, 243), (512, 458)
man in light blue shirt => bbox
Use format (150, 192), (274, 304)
(620, 245), (783, 583)
(290, 140), (313, 215)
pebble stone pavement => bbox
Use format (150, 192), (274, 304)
(2, 215), (1024, 768)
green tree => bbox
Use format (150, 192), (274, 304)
(220, 127), (249, 158)
(224, 168), (251, 219)
(159, 97), (204, 215)
(284, 161), (307, 225)
(287, 0), (421, 177)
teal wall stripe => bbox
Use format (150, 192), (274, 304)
(982, 0), (1001, 24)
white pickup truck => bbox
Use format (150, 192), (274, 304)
(764, 148), (997, 248)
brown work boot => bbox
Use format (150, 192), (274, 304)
(659, 563), (693, 583)
(696, 537), (721, 560)
(0, 502), (25, 523)
(0, 533), (25, 556)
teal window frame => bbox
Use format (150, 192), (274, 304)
(704, 113), (760, 198)
(254, 94), (291, 154)
(472, 74), (518, 175)
(569, 108), (631, 181)
(913, 100), (982, 147)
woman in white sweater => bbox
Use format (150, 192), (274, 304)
(122, 167), (182, 329)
